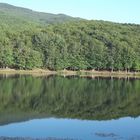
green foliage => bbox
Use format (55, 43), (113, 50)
(0, 3), (140, 71)
(13, 47), (43, 69)
(0, 44), (13, 68)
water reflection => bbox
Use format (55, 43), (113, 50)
(0, 75), (140, 125)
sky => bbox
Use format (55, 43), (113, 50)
(0, 0), (140, 24)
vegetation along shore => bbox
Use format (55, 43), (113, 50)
(0, 68), (140, 78)
(0, 3), (140, 74)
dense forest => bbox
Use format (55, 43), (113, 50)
(0, 3), (140, 71)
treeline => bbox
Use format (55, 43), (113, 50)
(0, 19), (140, 71)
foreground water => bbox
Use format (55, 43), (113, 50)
(0, 75), (140, 140)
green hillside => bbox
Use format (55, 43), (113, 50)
(0, 3), (140, 71)
(0, 3), (79, 24)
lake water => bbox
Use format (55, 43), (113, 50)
(0, 75), (140, 140)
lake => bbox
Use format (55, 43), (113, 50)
(0, 75), (140, 140)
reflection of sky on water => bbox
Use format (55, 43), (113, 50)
(0, 117), (140, 140)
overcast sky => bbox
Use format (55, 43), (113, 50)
(0, 0), (140, 24)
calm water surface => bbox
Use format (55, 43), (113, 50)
(0, 75), (140, 140)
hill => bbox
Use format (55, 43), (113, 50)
(0, 3), (140, 71)
(0, 3), (79, 24)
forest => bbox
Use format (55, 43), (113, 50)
(0, 3), (140, 71)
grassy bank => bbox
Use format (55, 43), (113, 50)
(57, 69), (140, 78)
(0, 68), (56, 76)
(0, 68), (140, 78)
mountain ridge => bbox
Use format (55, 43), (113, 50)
(0, 3), (81, 24)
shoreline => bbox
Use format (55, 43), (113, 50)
(0, 69), (56, 76)
(0, 69), (140, 78)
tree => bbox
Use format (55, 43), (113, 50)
(0, 44), (13, 68)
